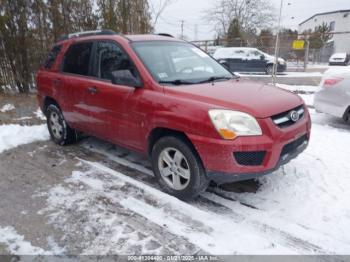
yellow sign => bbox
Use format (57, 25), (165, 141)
(292, 40), (305, 50)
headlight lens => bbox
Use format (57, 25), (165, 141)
(278, 59), (285, 65)
(208, 110), (262, 140)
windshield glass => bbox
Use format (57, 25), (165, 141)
(131, 41), (233, 85)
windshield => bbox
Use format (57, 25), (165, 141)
(131, 41), (233, 85)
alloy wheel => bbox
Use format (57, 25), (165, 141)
(49, 112), (63, 139)
(158, 147), (191, 190)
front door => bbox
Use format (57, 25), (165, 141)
(82, 40), (144, 150)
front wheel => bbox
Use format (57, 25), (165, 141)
(151, 136), (209, 201)
(344, 110), (350, 124)
(266, 64), (274, 75)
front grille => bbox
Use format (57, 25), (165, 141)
(281, 135), (308, 159)
(271, 105), (305, 128)
(234, 151), (266, 166)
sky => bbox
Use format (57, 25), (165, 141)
(149, 0), (350, 41)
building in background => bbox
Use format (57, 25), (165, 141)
(299, 9), (350, 54)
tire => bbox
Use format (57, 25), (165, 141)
(344, 110), (350, 124)
(46, 104), (78, 145)
(266, 64), (273, 75)
(151, 136), (209, 201)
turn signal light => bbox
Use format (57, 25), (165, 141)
(218, 129), (237, 140)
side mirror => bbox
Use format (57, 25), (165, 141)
(260, 55), (265, 60)
(111, 70), (142, 88)
(219, 60), (230, 70)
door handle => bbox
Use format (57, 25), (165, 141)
(53, 78), (62, 87)
(87, 86), (98, 94)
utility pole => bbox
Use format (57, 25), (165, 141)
(194, 24), (198, 41)
(180, 20), (185, 39)
(272, 0), (284, 86)
(304, 40), (310, 72)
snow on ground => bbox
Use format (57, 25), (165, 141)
(0, 227), (48, 255)
(0, 104), (15, 113)
(276, 83), (319, 94)
(211, 120), (350, 253)
(34, 108), (47, 120)
(275, 83), (318, 107)
(299, 94), (314, 107)
(0, 124), (49, 153)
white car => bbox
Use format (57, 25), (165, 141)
(314, 66), (350, 123)
(329, 53), (349, 66)
(213, 47), (286, 74)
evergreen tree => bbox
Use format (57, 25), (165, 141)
(227, 18), (242, 47)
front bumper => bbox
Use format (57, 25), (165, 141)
(188, 108), (311, 184)
(277, 63), (287, 72)
(314, 88), (349, 119)
(329, 62), (347, 66)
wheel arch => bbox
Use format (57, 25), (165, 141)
(343, 106), (350, 122)
(147, 127), (205, 167)
(43, 96), (60, 114)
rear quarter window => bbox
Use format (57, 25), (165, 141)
(44, 45), (62, 70)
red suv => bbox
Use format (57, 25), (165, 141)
(36, 30), (311, 200)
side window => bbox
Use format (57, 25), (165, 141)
(248, 50), (261, 58)
(95, 41), (138, 81)
(44, 45), (62, 69)
(62, 42), (93, 76)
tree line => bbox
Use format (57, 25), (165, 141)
(206, 0), (334, 61)
(0, 0), (153, 93)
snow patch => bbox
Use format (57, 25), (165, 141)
(0, 104), (15, 113)
(0, 227), (47, 255)
(0, 124), (50, 154)
(276, 83), (319, 93)
(34, 108), (46, 120)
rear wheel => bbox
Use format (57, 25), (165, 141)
(46, 104), (78, 145)
(151, 136), (209, 201)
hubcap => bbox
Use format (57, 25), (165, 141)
(50, 112), (63, 139)
(158, 147), (191, 190)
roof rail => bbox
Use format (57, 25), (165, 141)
(158, 33), (174, 38)
(57, 29), (117, 42)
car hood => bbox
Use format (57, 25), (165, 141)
(164, 79), (303, 118)
(265, 54), (285, 64)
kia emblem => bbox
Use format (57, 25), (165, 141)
(290, 111), (300, 122)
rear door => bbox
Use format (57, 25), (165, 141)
(60, 41), (97, 134)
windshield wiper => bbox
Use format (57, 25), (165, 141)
(159, 79), (196, 85)
(195, 76), (233, 84)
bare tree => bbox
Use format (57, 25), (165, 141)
(205, 0), (276, 38)
(149, 0), (176, 28)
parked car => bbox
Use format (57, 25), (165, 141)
(329, 53), (350, 66)
(36, 30), (311, 200)
(314, 67), (350, 123)
(213, 47), (287, 74)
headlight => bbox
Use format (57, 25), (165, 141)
(278, 59), (285, 65)
(208, 110), (262, 140)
